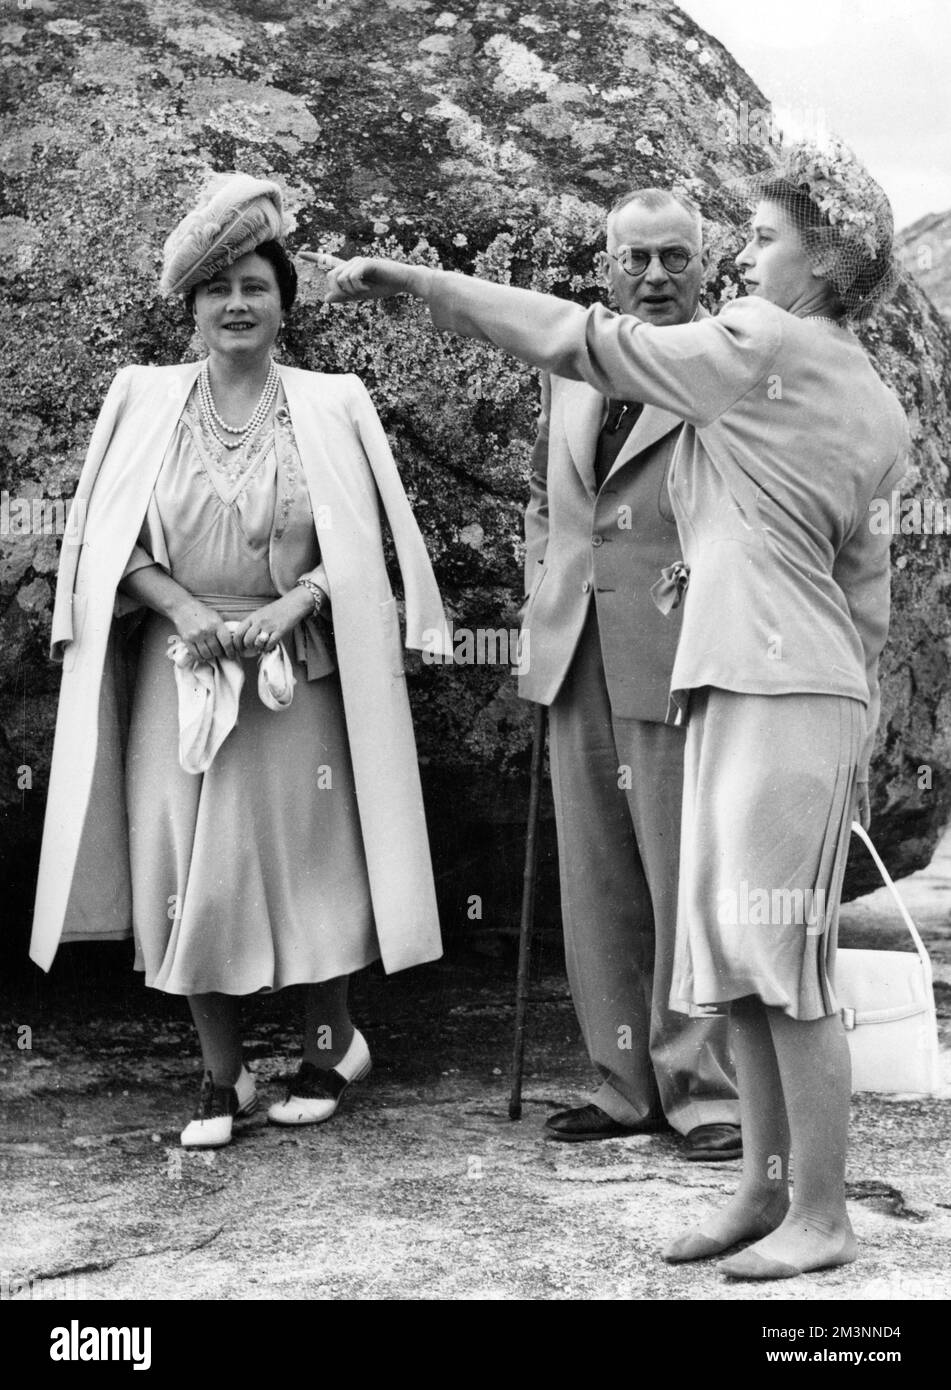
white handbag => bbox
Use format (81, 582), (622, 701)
(834, 823), (942, 1096)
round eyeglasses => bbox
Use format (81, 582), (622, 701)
(597, 246), (698, 277)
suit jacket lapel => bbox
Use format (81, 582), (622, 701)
(561, 300), (709, 490)
(602, 303), (710, 481)
(562, 380), (605, 496)
(605, 404), (682, 480)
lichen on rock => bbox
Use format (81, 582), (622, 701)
(2, 0), (950, 932)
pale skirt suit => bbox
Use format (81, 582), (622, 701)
(418, 274), (910, 1019)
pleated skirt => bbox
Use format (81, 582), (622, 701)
(670, 687), (864, 1020)
(126, 613), (378, 996)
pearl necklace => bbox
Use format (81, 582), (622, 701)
(198, 360), (279, 450)
(802, 315), (847, 328)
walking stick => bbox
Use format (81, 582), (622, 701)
(509, 701), (547, 1120)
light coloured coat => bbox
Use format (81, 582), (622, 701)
(30, 362), (450, 975)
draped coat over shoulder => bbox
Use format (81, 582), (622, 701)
(30, 362), (450, 976)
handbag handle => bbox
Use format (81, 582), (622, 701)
(850, 822), (934, 987)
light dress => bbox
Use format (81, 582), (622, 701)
(123, 385), (378, 996)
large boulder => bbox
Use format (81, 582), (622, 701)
(2, 0), (950, 944)
(898, 209), (951, 321)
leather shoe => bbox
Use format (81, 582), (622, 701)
(719, 1235), (856, 1281)
(719, 1250), (801, 1281)
(267, 1029), (371, 1127)
(180, 1065), (258, 1149)
(683, 1123), (742, 1162)
(544, 1103), (667, 1142)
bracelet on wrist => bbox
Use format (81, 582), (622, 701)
(296, 576), (329, 617)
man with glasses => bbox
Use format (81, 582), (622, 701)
(518, 189), (740, 1157)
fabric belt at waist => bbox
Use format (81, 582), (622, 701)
(190, 592), (279, 620)
(171, 592), (335, 682)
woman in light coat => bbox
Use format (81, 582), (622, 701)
(314, 142), (909, 1280)
(31, 175), (449, 1148)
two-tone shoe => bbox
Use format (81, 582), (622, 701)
(267, 1029), (371, 1127)
(180, 1066), (258, 1149)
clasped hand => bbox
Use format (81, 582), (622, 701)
(171, 592), (308, 664)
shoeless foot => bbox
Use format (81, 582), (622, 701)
(719, 1210), (856, 1280)
(663, 1188), (789, 1263)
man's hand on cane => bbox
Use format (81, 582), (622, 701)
(298, 250), (425, 304)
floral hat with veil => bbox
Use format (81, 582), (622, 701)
(729, 138), (903, 322)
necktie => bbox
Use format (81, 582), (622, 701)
(594, 399), (643, 489)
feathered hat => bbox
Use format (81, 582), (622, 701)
(160, 173), (286, 298)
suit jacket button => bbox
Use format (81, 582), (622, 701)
(591, 535), (603, 547)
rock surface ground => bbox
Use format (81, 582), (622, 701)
(2, 827), (950, 1304)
